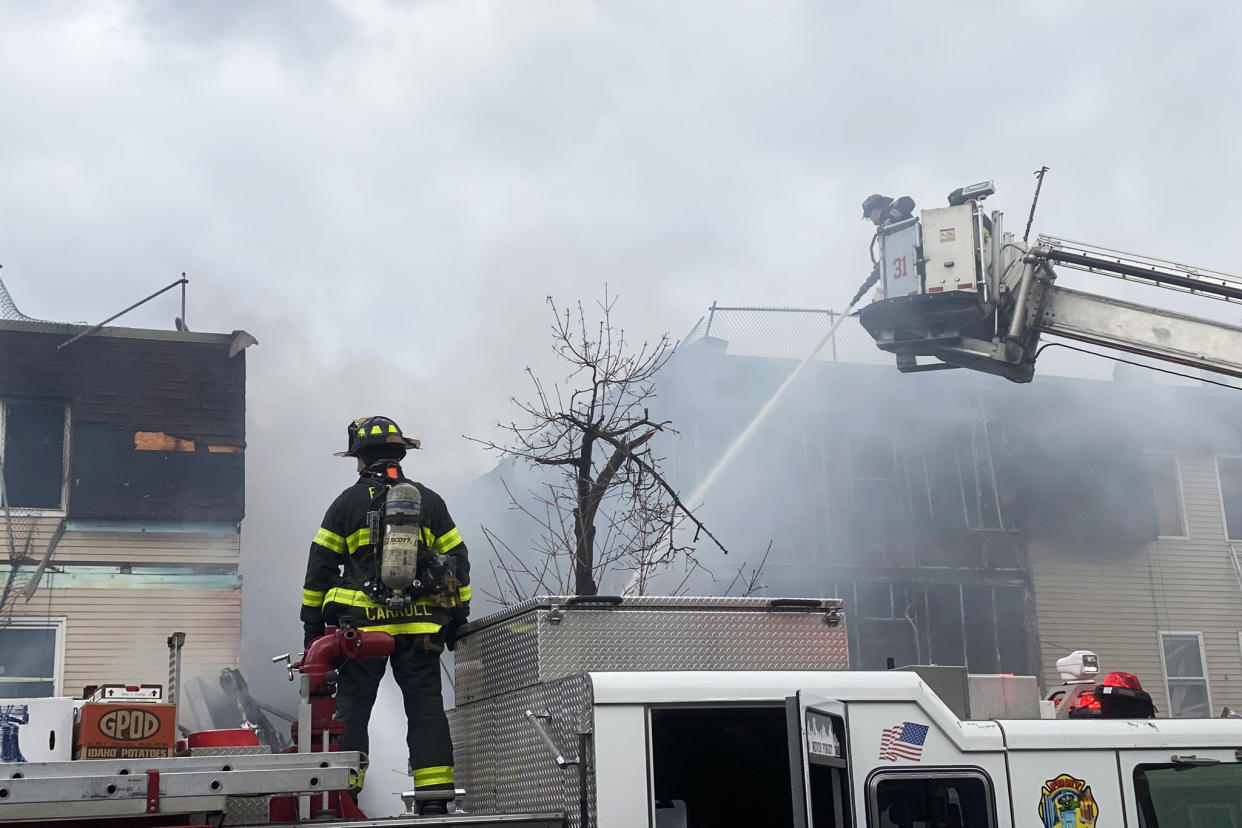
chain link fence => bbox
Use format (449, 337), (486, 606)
(686, 304), (889, 365)
(0, 275), (46, 322)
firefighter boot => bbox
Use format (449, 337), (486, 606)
(419, 798), (449, 816)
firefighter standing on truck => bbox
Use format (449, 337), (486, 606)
(299, 416), (470, 815)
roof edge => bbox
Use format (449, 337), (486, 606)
(0, 317), (245, 346)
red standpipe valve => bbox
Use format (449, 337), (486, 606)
(294, 627), (396, 691)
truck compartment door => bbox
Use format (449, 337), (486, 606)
(787, 692), (851, 828)
(879, 218), (922, 299)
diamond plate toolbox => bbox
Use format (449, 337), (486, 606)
(454, 595), (847, 703)
(450, 673), (595, 828)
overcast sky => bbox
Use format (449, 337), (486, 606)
(4, 0), (1241, 487)
(6, 0), (1241, 810)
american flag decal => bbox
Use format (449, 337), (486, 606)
(878, 721), (929, 762)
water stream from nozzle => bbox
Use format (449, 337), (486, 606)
(685, 307), (856, 507)
(625, 300), (861, 593)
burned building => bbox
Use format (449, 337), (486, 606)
(0, 297), (252, 699)
(652, 307), (1242, 718)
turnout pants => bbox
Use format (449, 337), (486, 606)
(335, 633), (454, 790)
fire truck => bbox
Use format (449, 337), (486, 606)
(6, 181), (1242, 825)
(1, 596), (1239, 826)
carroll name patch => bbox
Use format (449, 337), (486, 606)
(1039, 774), (1098, 828)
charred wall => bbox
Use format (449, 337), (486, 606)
(655, 342), (1206, 678)
(0, 327), (245, 522)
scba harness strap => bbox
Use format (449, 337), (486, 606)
(362, 475), (457, 608)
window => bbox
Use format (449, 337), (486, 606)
(0, 401), (68, 510)
(1216, 456), (1242, 540)
(922, 423), (1004, 532)
(842, 581), (1029, 675)
(1159, 632), (1211, 718)
(869, 770), (996, 828)
(848, 434), (906, 542)
(1135, 762), (1242, 828)
(0, 620), (64, 698)
(955, 422), (1003, 531)
(650, 706), (795, 826)
(1143, 452), (1186, 537)
(850, 435), (900, 507)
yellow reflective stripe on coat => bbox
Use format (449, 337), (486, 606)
(457, 584), (471, 602)
(412, 765), (454, 787)
(346, 527), (370, 554)
(302, 588), (325, 607)
(324, 587), (453, 610)
(363, 620), (443, 636)
(313, 528), (346, 555)
(432, 527), (463, 554)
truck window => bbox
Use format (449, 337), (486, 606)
(809, 762), (852, 828)
(1134, 762), (1242, 828)
(651, 706), (795, 827)
(868, 771), (994, 828)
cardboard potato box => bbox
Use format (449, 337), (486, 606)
(74, 703), (177, 759)
(0, 697), (75, 763)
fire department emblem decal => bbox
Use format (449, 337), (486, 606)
(1039, 774), (1098, 828)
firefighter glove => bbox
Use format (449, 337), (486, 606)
(304, 626), (325, 649)
(443, 616), (466, 652)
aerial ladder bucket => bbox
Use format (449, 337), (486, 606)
(858, 183), (1242, 382)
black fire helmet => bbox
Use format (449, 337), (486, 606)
(861, 193), (894, 218)
(334, 415), (422, 457)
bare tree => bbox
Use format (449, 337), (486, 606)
(470, 291), (728, 601)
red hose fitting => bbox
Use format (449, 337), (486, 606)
(294, 627), (395, 692)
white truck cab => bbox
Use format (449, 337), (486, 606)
(450, 597), (1242, 828)
(586, 670), (1242, 828)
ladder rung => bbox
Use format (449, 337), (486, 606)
(1038, 235), (1242, 304)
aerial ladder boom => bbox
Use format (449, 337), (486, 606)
(857, 185), (1242, 382)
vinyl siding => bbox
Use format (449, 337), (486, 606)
(1, 516), (241, 698)
(11, 587), (240, 697)
(1030, 452), (1242, 716)
(0, 515), (239, 565)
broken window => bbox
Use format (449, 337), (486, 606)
(963, 583), (999, 673)
(1, 401), (68, 510)
(848, 434), (904, 539)
(849, 435), (900, 507)
(1216, 456), (1242, 540)
(924, 583), (965, 666)
(921, 421), (1004, 532)
(850, 434), (898, 480)
(925, 439), (967, 530)
(843, 580), (1030, 674)
(955, 421), (1004, 530)
(902, 450), (933, 526)
(1144, 452), (1185, 537)
(993, 586), (1028, 673)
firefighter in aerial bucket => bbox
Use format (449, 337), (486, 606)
(851, 193), (917, 306)
(299, 416), (470, 814)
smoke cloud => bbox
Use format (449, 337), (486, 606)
(3, 0), (1241, 811)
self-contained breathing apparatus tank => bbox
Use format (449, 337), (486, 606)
(365, 482), (452, 609)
